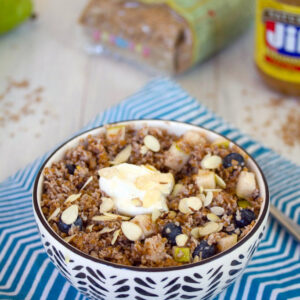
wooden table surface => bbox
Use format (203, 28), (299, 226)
(1, 0), (300, 182)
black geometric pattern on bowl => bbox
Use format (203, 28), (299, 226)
(39, 226), (265, 300)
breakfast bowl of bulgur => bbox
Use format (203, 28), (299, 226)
(33, 120), (269, 300)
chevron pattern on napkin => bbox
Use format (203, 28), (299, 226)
(0, 78), (299, 300)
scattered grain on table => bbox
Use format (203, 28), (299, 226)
(279, 108), (300, 147)
(243, 96), (300, 147)
(0, 78), (56, 138)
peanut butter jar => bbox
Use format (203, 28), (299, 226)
(255, 0), (300, 96)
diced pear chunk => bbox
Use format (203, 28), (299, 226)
(201, 155), (222, 169)
(212, 138), (230, 148)
(217, 234), (237, 252)
(195, 170), (216, 190)
(173, 247), (190, 263)
(236, 171), (256, 199)
(131, 214), (154, 238)
(106, 125), (125, 141)
(183, 130), (206, 146)
(238, 200), (251, 208)
(165, 142), (190, 171)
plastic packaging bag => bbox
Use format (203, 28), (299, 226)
(79, 0), (254, 74)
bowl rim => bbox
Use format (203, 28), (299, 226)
(33, 119), (269, 272)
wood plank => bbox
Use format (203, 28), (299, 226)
(0, 0), (299, 182)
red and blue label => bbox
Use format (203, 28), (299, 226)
(265, 19), (300, 57)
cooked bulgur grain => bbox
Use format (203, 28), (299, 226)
(41, 125), (262, 267)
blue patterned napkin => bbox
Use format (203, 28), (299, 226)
(0, 78), (299, 300)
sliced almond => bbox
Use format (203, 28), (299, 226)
(99, 227), (115, 235)
(201, 154), (222, 169)
(140, 145), (148, 155)
(151, 209), (161, 222)
(217, 223), (224, 232)
(144, 135), (160, 152)
(100, 197), (114, 213)
(110, 145), (132, 165)
(179, 197), (202, 214)
(135, 174), (153, 190)
(197, 193), (206, 203)
(47, 207), (60, 221)
(104, 213), (130, 220)
(176, 234), (188, 247)
(111, 229), (120, 245)
(64, 234), (76, 243)
(203, 188), (222, 193)
(121, 222), (143, 241)
(207, 213), (220, 222)
(178, 199), (189, 214)
(134, 170), (174, 195)
(198, 222), (219, 236)
(172, 183), (184, 196)
(64, 193), (81, 204)
(215, 174), (226, 189)
(87, 224), (94, 232)
(210, 206), (225, 216)
(61, 205), (78, 225)
(92, 213), (130, 222)
(191, 227), (200, 239)
(80, 176), (93, 190)
(156, 173), (175, 195)
(143, 189), (161, 208)
(187, 197), (203, 211)
(204, 191), (213, 207)
(92, 215), (116, 221)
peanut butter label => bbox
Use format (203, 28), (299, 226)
(139, 0), (254, 64)
(255, 0), (300, 83)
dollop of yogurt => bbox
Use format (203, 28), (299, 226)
(98, 163), (174, 216)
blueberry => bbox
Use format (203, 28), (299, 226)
(58, 216), (83, 233)
(66, 164), (76, 175)
(74, 216), (83, 230)
(223, 153), (245, 168)
(58, 218), (70, 233)
(162, 223), (182, 245)
(192, 240), (217, 259)
(235, 209), (256, 228)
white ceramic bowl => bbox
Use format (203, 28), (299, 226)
(33, 120), (269, 300)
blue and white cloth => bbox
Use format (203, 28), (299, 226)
(0, 78), (299, 300)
